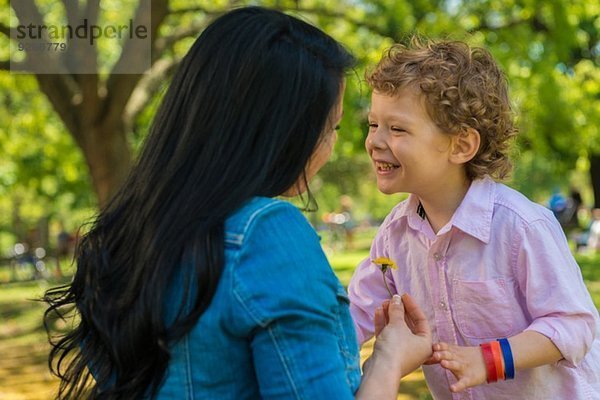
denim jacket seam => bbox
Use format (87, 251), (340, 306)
(183, 335), (193, 399)
(232, 284), (269, 327)
(225, 232), (244, 245)
(226, 199), (292, 247)
(239, 201), (291, 243)
(228, 200), (296, 327)
(267, 324), (303, 399)
(334, 286), (360, 387)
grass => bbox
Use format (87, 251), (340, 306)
(0, 239), (598, 400)
(0, 279), (61, 400)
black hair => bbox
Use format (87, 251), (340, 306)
(44, 6), (354, 399)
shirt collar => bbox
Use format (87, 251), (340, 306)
(401, 194), (431, 234)
(448, 176), (495, 243)
(392, 176), (495, 243)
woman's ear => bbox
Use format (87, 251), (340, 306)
(449, 128), (480, 165)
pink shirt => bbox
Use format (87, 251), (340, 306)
(349, 177), (600, 399)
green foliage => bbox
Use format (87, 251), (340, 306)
(1, 0), (599, 237)
(0, 73), (95, 255)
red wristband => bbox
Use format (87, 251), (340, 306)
(480, 343), (498, 383)
(490, 340), (505, 381)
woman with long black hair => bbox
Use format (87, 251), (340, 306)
(44, 6), (432, 399)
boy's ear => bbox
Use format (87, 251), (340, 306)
(449, 128), (480, 165)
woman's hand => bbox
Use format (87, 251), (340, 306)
(369, 294), (432, 377)
(357, 294), (432, 399)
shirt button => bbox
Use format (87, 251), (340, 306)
(439, 301), (446, 310)
(433, 252), (443, 261)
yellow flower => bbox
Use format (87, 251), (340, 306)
(372, 257), (398, 272)
(372, 257), (397, 298)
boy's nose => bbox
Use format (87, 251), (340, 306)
(366, 129), (386, 150)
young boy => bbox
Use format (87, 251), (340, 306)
(348, 37), (600, 399)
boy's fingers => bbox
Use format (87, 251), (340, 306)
(450, 377), (471, 393)
(450, 382), (466, 393)
(440, 359), (461, 372)
(433, 350), (453, 362)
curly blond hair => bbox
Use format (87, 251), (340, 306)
(366, 36), (518, 180)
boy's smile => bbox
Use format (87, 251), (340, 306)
(374, 160), (400, 174)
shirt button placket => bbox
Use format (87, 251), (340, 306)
(433, 252), (448, 311)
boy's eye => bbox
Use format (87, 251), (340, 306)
(368, 123), (378, 129)
(391, 126), (406, 133)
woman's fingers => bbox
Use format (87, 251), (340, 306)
(386, 295), (406, 325)
(381, 299), (390, 324)
(401, 294), (430, 336)
(422, 354), (439, 365)
(374, 307), (385, 337)
(433, 342), (449, 352)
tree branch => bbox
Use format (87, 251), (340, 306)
(467, 15), (547, 34)
(124, 56), (181, 126)
(104, 0), (170, 126)
(60, 0), (79, 30)
(0, 22), (11, 37)
(168, 5), (229, 16)
(267, 5), (398, 40)
(77, 0), (101, 122)
(0, 60), (27, 71)
(153, 19), (209, 59)
(10, 1), (80, 131)
(35, 74), (81, 140)
(10, 0), (70, 74)
(168, 0), (243, 15)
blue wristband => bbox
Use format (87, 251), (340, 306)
(497, 338), (515, 379)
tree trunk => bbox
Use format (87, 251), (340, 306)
(78, 121), (132, 209)
(590, 154), (600, 209)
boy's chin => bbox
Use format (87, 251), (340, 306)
(377, 184), (401, 195)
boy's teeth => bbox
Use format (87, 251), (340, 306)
(377, 162), (398, 170)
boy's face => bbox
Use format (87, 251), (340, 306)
(366, 87), (454, 196)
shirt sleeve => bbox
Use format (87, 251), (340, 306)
(232, 202), (357, 399)
(514, 215), (599, 367)
(347, 218), (396, 345)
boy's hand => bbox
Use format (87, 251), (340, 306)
(432, 342), (487, 392)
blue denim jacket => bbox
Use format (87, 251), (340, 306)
(157, 197), (361, 399)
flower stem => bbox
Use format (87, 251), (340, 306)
(381, 270), (393, 298)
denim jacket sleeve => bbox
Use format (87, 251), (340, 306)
(230, 201), (359, 399)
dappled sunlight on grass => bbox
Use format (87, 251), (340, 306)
(327, 250), (369, 287)
(0, 248), (597, 400)
(576, 252), (600, 309)
(0, 280), (60, 399)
